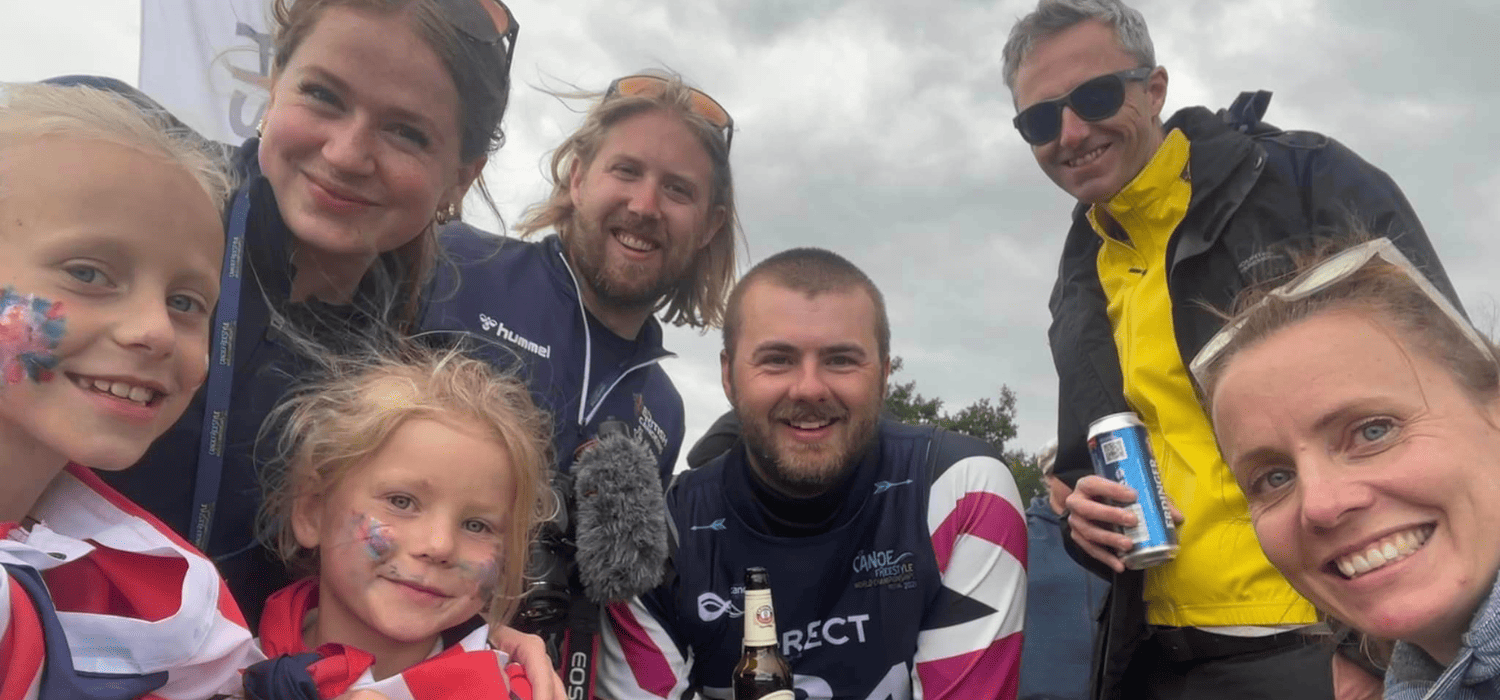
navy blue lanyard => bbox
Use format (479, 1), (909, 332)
(189, 188), (250, 553)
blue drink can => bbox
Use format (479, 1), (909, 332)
(1086, 412), (1178, 569)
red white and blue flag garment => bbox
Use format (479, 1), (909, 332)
(0, 464), (261, 700)
(244, 577), (533, 700)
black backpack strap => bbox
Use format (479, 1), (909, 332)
(1223, 90), (1273, 133)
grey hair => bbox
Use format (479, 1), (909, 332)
(1002, 0), (1156, 91)
(0, 82), (235, 211)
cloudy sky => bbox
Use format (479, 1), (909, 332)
(5, 0), (1498, 468)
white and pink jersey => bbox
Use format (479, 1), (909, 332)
(599, 421), (1027, 700)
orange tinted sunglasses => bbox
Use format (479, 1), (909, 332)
(606, 74), (734, 150)
(435, 0), (519, 68)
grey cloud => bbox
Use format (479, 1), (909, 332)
(7, 0), (1495, 463)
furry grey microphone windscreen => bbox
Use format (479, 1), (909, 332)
(572, 432), (669, 603)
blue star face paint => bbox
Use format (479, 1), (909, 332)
(0, 287), (65, 385)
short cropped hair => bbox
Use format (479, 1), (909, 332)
(1002, 0), (1156, 91)
(0, 82), (235, 212)
(722, 248), (890, 362)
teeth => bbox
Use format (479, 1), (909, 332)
(1066, 145), (1107, 167)
(77, 376), (158, 405)
(791, 419), (832, 429)
(1395, 532), (1417, 555)
(1333, 526), (1434, 580)
(616, 232), (657, 252)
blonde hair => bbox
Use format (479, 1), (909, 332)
(259, 339), (553, 626)
(515, 70), (742, 329)
(0, 82), (235, 211)
(1197, 231), (1498, 410)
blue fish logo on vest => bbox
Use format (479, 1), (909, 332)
(873, 479), (912, 495)
(690, 518), (726, 532)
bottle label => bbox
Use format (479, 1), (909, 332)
(742, 589), (778, 647)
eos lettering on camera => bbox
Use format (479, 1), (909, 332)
(566, 651), (589, 700)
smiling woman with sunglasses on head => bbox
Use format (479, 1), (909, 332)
(1194, 234), (1500, 700)
(48, 2), (564, 694)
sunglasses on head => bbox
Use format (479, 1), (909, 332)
(1188, 237), (1495, 384)
(1013, 66), (1153, 146)
(606, 74), (735, 150)
(434, 0), (519, 68)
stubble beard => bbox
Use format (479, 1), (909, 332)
(565, 208), (685, 314)
(736, 390), (883, 498)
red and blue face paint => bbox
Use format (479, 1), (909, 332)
(342, 512), (501, 600)
(0, 287), (65, 385)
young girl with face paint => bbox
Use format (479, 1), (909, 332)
(0, 83), (261, 699)
(244, 340), (552, 698)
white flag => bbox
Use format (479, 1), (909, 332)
(139, 0), (274, 145)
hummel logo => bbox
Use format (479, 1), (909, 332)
(690, 518), (727, 532)
(478, 313), (498, 332)
(873, 479), (913, 494)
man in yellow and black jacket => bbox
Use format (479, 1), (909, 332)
(1002, 1), (1462, 699)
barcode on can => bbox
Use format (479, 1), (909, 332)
(1124, 503), (1150, 544)
(1100, 436), (1128, 464)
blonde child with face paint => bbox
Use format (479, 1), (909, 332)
(0, 83), (261, 699)
(245, 342), (552, 699)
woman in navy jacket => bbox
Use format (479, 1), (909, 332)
(64, 0), (518, 630)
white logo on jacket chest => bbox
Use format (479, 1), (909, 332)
(477, 314), (552, 359)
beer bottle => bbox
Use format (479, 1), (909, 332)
(733, 567), (794, 700)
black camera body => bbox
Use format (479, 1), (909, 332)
(514, 466), (577, 637)
(513, 419), (634, 659)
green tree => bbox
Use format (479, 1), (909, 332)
(1003, 448), (1045, 507)
(884, 357), (1045, 503)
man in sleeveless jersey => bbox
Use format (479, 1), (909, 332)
(598, 248), (1027, 700)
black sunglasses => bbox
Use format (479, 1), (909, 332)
(1013, 67), (1153, 146)
(435, 0), (520, 68)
